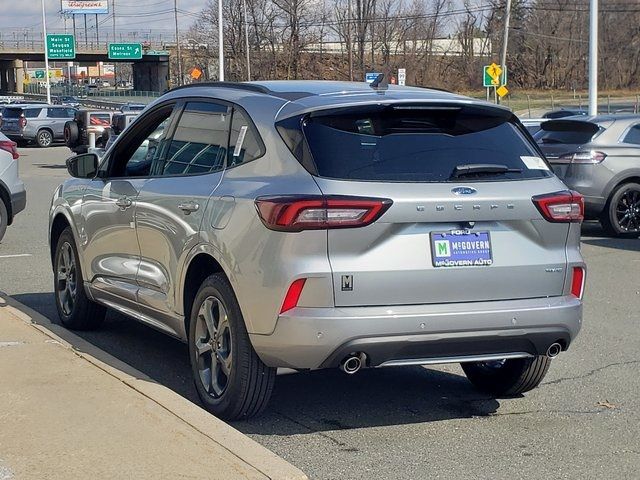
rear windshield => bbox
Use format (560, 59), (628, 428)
(2, 108), (23, 119)
(534, 123), (600, 145)
(278, 104), (551, 182)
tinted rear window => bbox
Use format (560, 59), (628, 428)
(2, 108), (22, 119)
(279, 105), (551, 182)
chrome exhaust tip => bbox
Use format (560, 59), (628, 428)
(340, 353), (365, 374)
(546, 343), (562, 358)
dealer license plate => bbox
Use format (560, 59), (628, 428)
(430, 230), (493, 267)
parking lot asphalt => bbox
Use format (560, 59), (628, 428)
(1, 146), (639, 480)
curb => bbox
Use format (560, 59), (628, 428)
(0, 293), (307, 480)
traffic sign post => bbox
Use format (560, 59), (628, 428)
(108, 43), (143, 60)
(46, 34), (75, 60)
(398, 68), (406, 86)
(483, 63), (507, 87)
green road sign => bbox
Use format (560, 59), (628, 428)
(34, 70), (45, 79)
(47, 34), (75, 60)
(108, 43), (143, 60)
(483, 64), (507, 87)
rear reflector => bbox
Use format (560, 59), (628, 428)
(0, 140), (19, 160)
(532, 190), (584, 223)
(571, 267), (585, 299)
(280, 278), (307, 313)
(255, 196), (392, 232)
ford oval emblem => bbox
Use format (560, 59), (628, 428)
(451, 186), (477, 195)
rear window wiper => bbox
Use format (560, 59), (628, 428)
(450, 163), (522, 179)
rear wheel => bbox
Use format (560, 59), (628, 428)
(36, 129), (53, 148)
(461, 356), (552, 396)
(64, 121), (80, 147)
(600, 182), (640, 238)
(53, 227), (106, 330)
(188, 273), (276, 420)
(0, 199), (7, 242)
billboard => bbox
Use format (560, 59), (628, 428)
(61, 1), (109, 14)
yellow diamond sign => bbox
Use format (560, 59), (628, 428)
(496, 85), (509, 98)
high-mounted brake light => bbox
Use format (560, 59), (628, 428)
(570, 267), (585, 299)
(280, 278), (307, 313)
(532, 190), (584, 223)
(255, 196), (392, 232)
(0, 140), (19, 160)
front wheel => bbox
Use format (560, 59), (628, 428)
(0, 199), (7, 242)
(53, 227), (106, 330)
(188, 273), (276, 420)
(461, 356), (552, 396)
(600, 182), (640, 238)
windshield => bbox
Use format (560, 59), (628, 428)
(279, 104), (552, 182)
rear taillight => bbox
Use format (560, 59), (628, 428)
(255, 196), (392, 232)
(0, 140), (18, 160)
(18, 116), (27, 129)
(280, 278), (307, 313)
(571, 266), (585, 299)
(558, 150), (607, 164)
(532, 190), (584, 223)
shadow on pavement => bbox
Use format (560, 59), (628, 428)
(13, 291), (501, 435)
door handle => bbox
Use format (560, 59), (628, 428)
(178, 201), (200, 215)
(115, 197), (133, 210)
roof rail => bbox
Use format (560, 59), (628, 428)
(167, 82), (271, 95)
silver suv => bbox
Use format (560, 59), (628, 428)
(1, 105), (77, 147)
(49, 81), (586, 420)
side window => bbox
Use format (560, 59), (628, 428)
(104, 106), (175, 178)
(66, 108), (76, 118)
(623, 125), (640, 145)
(228, 109), (264, 167)
(47, 108), (67, 118)
(154, 101), (230, 177)
(24, 109), (42, 118)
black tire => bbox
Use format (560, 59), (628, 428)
(461, 355), (552, 396)
(36, 129), (53, 148)
(0, 199), (7, 243)
(64, 121), (80, 147)
(53, 227), (106, 330)
(600, 182), (640, 238)
(188, 273), (276, 420)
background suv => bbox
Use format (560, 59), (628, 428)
(535, 115), (640, 236)
(0, 132), (25, 241)
(49, 81), (585, 420)
(0, 104), (77, 147)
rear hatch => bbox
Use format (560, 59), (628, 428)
(0, 108), (24, 133)
(534, 119), (602, 178)
(278, 102), (574, 306)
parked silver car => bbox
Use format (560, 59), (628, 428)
(49, 81), (586, 419)
(535, 115), (640, 236)
(0, 104), (77, 147)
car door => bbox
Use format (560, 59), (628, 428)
(134, 100), (231, 336)
(80, 103), (178, 312)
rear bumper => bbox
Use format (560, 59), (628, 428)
(11, 188), (26, 217)
(250, 295), (582, 369)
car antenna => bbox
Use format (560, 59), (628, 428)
(369, 74), (388, 91)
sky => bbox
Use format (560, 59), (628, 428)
(0, 0), (203, 39)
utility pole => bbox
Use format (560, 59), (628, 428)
(243, 0), (250, 81)
(499, 0), (512, 104)
(41, 0), (51, 103)
(218, 0), (224, 81)
(588, 0), (598, 115)
(174, 0), (183, 85)
(113, 0), (117, 88)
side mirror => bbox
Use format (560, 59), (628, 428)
(66, 153), (98, 178)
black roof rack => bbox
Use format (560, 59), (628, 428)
(168, 82), (272, 95)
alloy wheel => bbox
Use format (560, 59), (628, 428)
(38, 131), (52, 147)
(56, 242), (77, 316)
(615, 188), (640, 232)
(194, 296), (232, 398)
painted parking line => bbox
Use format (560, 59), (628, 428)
(0, 254), (33, 259)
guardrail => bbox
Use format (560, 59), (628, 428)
(7, 92), (154, 111)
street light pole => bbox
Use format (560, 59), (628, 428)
(243, 0), (250, 81)
(588, 0), (598, 115)
(218, 0), (224, 81)
(499, 0), (512, 82)
(41, 0), (51, 104)
(174, 0), (183, 86)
